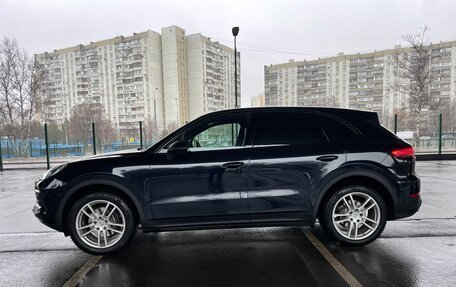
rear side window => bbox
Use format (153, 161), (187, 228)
(317, 115), (359, 142)
(252, 112), (327, 146)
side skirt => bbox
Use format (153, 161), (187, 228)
(140, 220), (311, 233)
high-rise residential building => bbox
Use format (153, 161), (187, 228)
(35, 26), (240, 134)
(36, 31), (164, 132)
(161, 26), (189, 126)
(250, 94), (265, 107)
(264, 41), (456, 132)
(186, 33), (239, 120)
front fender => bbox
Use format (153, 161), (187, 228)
(57, 173), (147, 228)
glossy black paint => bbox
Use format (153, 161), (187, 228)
(33, 107), (421, 235)
(148, 147), (251, 227)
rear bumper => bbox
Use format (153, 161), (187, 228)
(393, 174), (421, 219)
(394, 196), (422, 219)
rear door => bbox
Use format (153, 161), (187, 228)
(247, 111), (346, 223)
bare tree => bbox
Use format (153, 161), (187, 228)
(159, 122), (178, 139)
(392, 107), (412, 132)
(391, 26), (433, 146)
(67, 103), (114, 145)
(97, 117), (116, 145)
(441, 100), (456, 134)
(143, 115), (159, 144)
(0, 37), (44, 152)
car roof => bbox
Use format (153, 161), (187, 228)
(203, 106), (377, 118)
(148, 107), (381, 152)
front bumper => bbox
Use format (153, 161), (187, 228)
(33, 202), (62, 231)
(32, 185), (63, 232)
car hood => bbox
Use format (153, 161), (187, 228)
(70, 149), (143, 162)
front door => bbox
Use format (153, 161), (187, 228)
(149, 114), (251, 227)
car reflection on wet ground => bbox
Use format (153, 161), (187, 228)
(0, 161), (455, 286)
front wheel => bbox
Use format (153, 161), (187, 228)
(321, 186), (387, 246)
(68, 192), (136, 255)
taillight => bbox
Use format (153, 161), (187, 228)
(391, 147), (415, 159)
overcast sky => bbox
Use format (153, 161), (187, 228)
(2, 0), (456, 106)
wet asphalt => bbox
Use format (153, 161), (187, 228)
(0, 161), (455, 286)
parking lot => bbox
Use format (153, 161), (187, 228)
(1, 161), (455, 287)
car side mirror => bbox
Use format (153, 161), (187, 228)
(167, 140), (189, 159)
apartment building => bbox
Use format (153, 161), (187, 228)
(35, 26), (240, 133)
(265, 41), (456, 132)
(186, 33), (239, 120)
(250, 94), (265, 107)
(161, 26), (189, 126)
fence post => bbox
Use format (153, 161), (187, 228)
(92, 122), (96, 155)
(30, 140), (33, 158)
(438, 113), (442, 155)
(44, 124), (50, 170)
(139, 121), (143, 149)
(0, 137), (3, 171)
(394, 114), (398, 134)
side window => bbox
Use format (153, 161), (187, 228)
(252, 112), (327, 146)
(163, 114), (247, 151)
(317, 115), (359, 142)
(189, 123), (242, 149)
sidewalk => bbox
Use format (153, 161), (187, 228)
(2, 157), (74, 170)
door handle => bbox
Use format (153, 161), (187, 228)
(316, 155), (339, 162)
(222, 162), (245, 169)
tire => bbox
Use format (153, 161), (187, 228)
(68, 192), (136, 255)
(321, 185), (387, 246)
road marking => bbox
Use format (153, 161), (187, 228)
(0, 231), (59, 236)
(63, 255), (103, 287)
(301, 228), (363, 287)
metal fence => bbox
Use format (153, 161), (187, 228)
(0, 121), (158, 171)
(0, 113), (455, 171)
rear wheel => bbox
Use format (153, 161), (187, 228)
(321, 185), (387, 246)
(68, 192), (136, 255)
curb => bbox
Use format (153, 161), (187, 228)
(416, 154), (456, 161)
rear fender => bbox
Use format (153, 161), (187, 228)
(311, 165), (398, 225)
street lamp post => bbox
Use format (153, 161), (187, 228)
(232, 26), (239, 108)
(175, 98), (179, 126)
(153, 87), (158, 141)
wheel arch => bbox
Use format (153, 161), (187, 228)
(58, 179), (145, 235)
(312, 171), (397, 224)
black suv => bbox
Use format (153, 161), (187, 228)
(33, 107), (421, 254)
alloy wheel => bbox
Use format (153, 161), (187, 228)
(331, 192), (381, 240)
(75, 200), (126, 249)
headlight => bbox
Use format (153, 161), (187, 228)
(40, 163), (68, 180)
